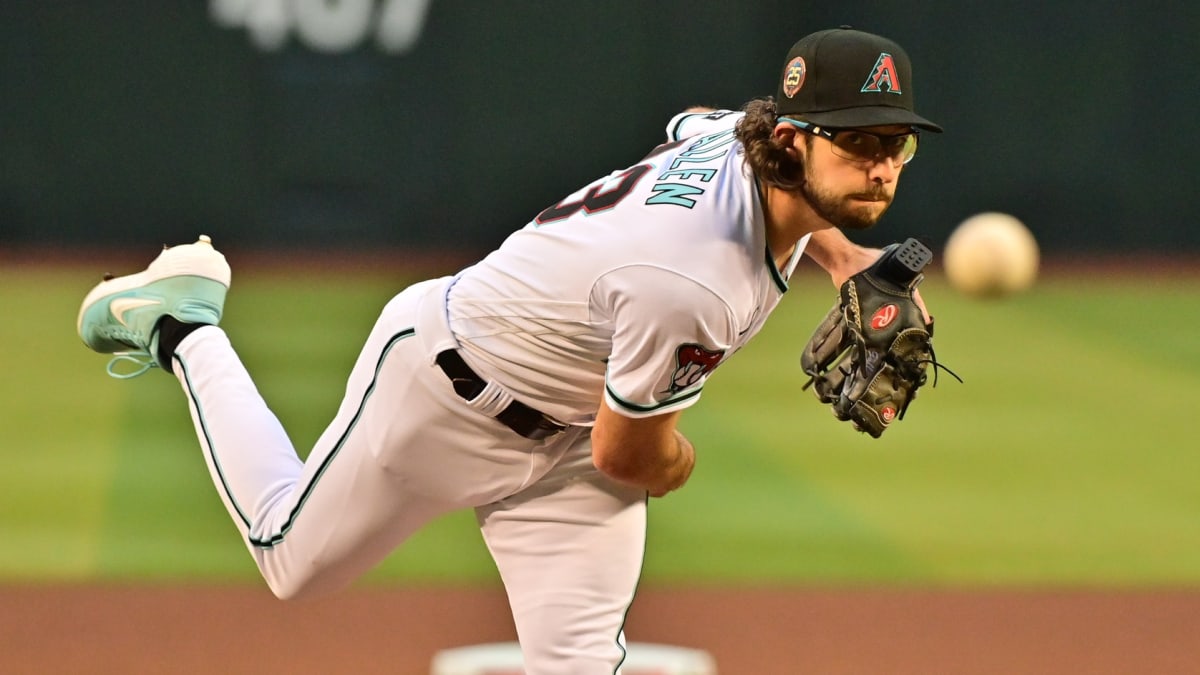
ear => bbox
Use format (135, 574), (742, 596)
(773, 122), (804, 160)
(772, 120), (798, 142)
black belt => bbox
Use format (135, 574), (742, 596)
(435, 350), (567, 441)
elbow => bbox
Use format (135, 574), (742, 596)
(590, 404), (683, 492)
(591, 443), (635, 484)
(591, 436), (647, 487)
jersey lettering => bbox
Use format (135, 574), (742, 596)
(688, 130), (737, 151)
(642, 139), (688, 161)
(658, 168), (717, 182)
(669, 131), (735, 170)
(535, 164), (652, 224)
(646, 138), (729, 210)
(646, 184), (705, 208)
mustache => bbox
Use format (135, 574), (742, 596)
(849, 188), (891, 202)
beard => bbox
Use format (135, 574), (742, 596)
(800, 173), (892, 231)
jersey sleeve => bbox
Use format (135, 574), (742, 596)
(665, 109), (744, 142)
(592, 264), (737, 419)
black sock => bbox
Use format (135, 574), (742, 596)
(155, 316), (210, 369)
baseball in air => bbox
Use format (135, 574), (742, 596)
(942, 212), (1039, 298)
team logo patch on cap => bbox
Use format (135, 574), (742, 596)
(861, 52), (902, 94)
(782, 56), (807, 98)
(668, 343), (725, 393)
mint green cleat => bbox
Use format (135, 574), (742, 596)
(77, 235), (232, 378)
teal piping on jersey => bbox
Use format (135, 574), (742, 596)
(605, 382), (703, 414)
(754, 174), (790, 294)
(179, 328), (417, 547)
(669, 115), (787, 293)
(765, 245), (789, 293)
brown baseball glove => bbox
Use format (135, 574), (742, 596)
(801, 239), (959, 438)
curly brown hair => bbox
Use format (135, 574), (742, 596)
(734, 97), (807, 191)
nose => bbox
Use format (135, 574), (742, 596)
(867, 155), (903, 183)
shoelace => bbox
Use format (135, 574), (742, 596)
(106, 352), (160, 379)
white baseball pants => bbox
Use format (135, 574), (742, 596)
(171, 277), (648, 673)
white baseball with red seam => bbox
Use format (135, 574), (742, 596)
(942, 212), (1039, 298)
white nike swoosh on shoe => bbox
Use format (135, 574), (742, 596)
(110, 297), (162, 328)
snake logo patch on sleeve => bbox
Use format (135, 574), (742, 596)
(668, 344), (725, 392)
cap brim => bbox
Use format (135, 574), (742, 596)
(802, 106), (943, 133)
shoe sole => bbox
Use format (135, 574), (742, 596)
(76, 238), (232, 338)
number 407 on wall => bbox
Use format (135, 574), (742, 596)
(210, 0), (433, 54)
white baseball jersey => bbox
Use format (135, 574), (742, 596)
(159, 110), (812, 673)
(447, 110), (809, 425)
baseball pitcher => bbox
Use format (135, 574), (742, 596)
(77, 27), (944, 673)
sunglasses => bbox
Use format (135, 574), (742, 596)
(778, 117), (919, 166)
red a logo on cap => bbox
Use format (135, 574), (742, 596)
(861, 52), (902, 95)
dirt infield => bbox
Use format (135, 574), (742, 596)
(3, 585), (1198, 674)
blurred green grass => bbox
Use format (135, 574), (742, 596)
(3, 261), (1198, 587)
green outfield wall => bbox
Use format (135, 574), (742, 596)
(1, 1), (1195, 254)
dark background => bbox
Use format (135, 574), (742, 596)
(2, 1), (1195, 255)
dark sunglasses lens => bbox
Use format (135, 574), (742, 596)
(832, 132), (878, 161)
(832, 131), (918, 164)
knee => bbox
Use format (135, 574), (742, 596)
(266, 579), (306, 602)
(258, 559), (345, 602)
(264, 574), (323, 602)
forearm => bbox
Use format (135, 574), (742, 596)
(591, 405), (696, 497)
(805, 228), (880, 287)
(593, 429), (694, 496)
(807, 229), (933, 322)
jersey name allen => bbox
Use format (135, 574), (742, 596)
(647, 130), (736, 209)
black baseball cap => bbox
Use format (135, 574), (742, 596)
(776, 27), (942, 132)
